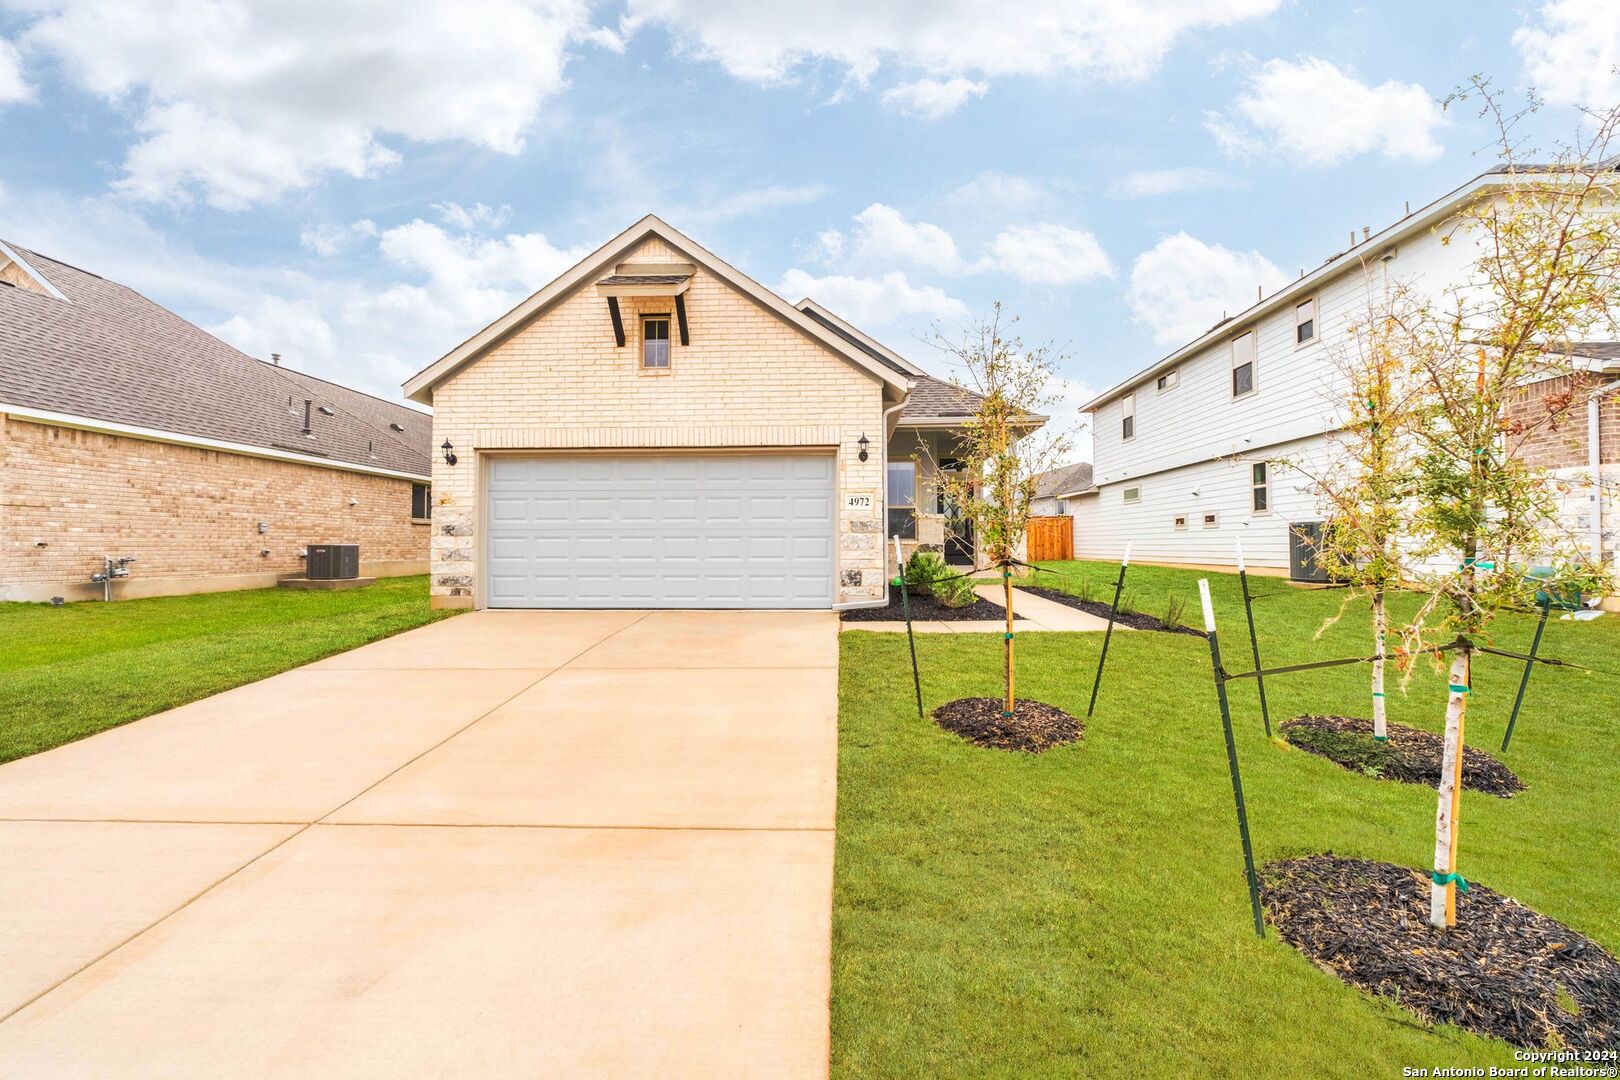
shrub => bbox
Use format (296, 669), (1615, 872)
(931, 571), (979, 609)
(904, 549), (948, 588)
(1162, 595), (1189, 630)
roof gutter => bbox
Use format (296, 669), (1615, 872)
(0, 403), (430, 483)
(1080, 169), (1513, 413)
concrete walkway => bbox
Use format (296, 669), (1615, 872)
(0, 610), (837, 1079)
(840, 584), (1121, 634)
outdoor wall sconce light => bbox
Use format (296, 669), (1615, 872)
(857, 433), (870, 462)
(441, 439), (458, 466)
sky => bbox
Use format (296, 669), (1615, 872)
(3, 0), (1619, 460)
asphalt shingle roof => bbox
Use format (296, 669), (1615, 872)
(1033, 462), (1094, 499)
(898, 375), (985, 420)
(0, 244), (430, 478)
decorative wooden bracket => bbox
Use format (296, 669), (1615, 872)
(674, 293), (690, 346)
(606, 296), (626, 347)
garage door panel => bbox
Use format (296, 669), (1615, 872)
(485, 453), (836, 609)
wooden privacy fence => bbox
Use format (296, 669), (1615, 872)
(1026, 516), (1074, 562)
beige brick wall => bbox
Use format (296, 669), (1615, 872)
(427, 235), (889, 608)
(0, 415), (430, 601)
(1506, 374), (1620, 469)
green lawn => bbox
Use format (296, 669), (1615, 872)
(835, 561), (1620, 1076)
(0, 575), (456, 764)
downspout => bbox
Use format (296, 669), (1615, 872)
(1589, 377), (1620, 570)
(880, 391), (911, 579)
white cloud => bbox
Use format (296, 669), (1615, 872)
(1127, 232), (1282, 345)
(687, 184), (830, 223)
(985, 224), (1113, 284)
(812, 228), (845, 264)
(942, 172), (1051, 215)
(625, 0), (1282, 91)
(0, 38), (33, 104)
(298, 219), (378, 257)
(1515, 0), (1620, 107)
(1207, 56), (1446, 167)
(1037, 372), (1098, 461)
(880, 77), (987, 119)
(14, 0), (605, 207)
(777, 268), (967, 327)
(837, 204), (1111, 284)
(850, 203), (965, 269)
(434, 202), (512, 231)
(1110, 166), (1227, 198)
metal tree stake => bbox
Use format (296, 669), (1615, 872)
(893, 535), (924, 719)
(1235, 538), (1272, 737)
(1501, 596), (1551, 752)
(1086, 541), (1131, 717)
(1199, 579), (1266, 939)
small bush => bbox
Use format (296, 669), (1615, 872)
(905, 549), (948, 588)
(1163, 595), (1189, 630)
(1119, 588), (1139, 614)
(931, 572), (980, 609)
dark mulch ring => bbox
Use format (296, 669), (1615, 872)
(1282, 714), (1525, 798)
(1016, 585), (1205, 636)
(1263, 855), (1620, 1051)
(840, 583), (1021, 622)
(932, 697), (1082, 752)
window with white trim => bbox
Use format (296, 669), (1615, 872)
(1231, 330), (1256, 398)
(1156, 369), (1178, 392)
(642, 316), (671, 368)
(887, 460), (917, 539)
(1295, 297), (1316, 345)
(1251, 462), (1270, 513)
(1174, 514), (1187, 530)
(1202, 511), (1219, 528)
(1123, 486), (1141, 503)
(1121, 393), (1136, 441)
(410, 483), (431, 521)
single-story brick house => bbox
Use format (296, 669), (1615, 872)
(1029, 462), (1094, 517)
(404, 215), (1030, 611)
(0, 239), (433, 603)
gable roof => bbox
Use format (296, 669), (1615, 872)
(1034, 462), (1094, 499)
(0, 242), (431, 479)
(403, 214), (914, 404)
(794, 299), (926, 378)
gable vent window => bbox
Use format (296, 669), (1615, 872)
(1203, 511), (1219, 528)
(642, 316), (671, 368)
(1295, 297), (1316, 345)
(1174, 514), (1188, 530)
(1157, 369), (1178, 392)
(1121, 393), (1136, 441)
(411, 483), (431, 522)
(1123, 486), (1141, 503)
(1231, 330), (1256, 399)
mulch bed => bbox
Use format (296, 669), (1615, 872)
(1016, 585), (1204, 636)
(1262, 855), (1620, 1051)
(1282, 714), (1525, 798)
(932, 697), (1082, 752)
(840, 584), (1020, 622)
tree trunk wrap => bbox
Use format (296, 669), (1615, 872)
(1003, 566), (1015, 716)
(1430, 649), (1471, 928)
(1372, 591), (1388, 740)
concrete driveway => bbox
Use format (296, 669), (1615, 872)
(0, 610), (837, 1079)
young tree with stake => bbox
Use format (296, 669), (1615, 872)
(1295, 289), (1428, 740)
(1394, 84), (1619, 929)
(929, 304), (1073, 717)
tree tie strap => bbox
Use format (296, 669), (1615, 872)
(1449, 684), (1470, 694)
(1004, 633), (1013, 640)
(890, 577), (903, 587)
(1372, 734), (1389, 742)
(1371, 691), (1385, 697)
(1432, 870), (1470, 892)
(1002, 711), (1015, 718)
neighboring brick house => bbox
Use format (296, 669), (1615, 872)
(0, 239), (433, 603)
(404, 215), (1040, 610)
(1505, 345), (1620, 606)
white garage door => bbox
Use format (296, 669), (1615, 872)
(485, 453), (837, 609)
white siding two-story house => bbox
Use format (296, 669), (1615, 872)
(1077, 165), (1576, 577)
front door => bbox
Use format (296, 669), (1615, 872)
(938, 491), (974, 563)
